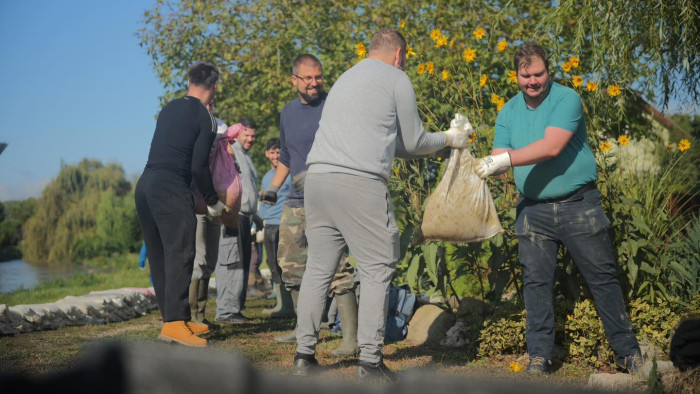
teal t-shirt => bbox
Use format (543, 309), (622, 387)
(493, 81), (597, 200)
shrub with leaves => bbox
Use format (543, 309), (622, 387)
(476, 305), (526, 358)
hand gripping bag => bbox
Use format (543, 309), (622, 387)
(193, 124), (243, 227)
(421, 116), (503, 243)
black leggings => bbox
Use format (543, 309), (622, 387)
(135, 169), (196, 322)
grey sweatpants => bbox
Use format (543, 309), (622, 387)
(296, 173), (399, 363)
(215, 226), (245, 319)
(192, 214), (222, 280)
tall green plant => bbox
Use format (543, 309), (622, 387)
(598, 138), (698, 302)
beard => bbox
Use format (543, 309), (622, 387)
(299, 88), (323, 104)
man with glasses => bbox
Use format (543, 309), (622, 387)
(260, 54), (359, 358)
(293, 29), (470, 381)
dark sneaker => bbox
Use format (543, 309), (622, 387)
(292, 353), (318, 376)
(356, 360), (396, 383)
(616, 351), (643, 374)
(526, 357), (550, 375)
(215, 313), (250, 325)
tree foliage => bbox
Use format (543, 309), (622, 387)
(138, 0), (699, 303)
(138, 0), (698, 175)
(22, 159), (140, 264)
(0, 199), (37, 261)
(540, 0), (700, 109)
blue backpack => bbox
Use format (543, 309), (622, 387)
(384, 285), (417, 342)
(331, 285), (417, 342)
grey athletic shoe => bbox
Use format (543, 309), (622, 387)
(616, 351), (643, 374)
(526, 356), (550, 375)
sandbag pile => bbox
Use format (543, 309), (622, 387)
(0, 287), (157, 336)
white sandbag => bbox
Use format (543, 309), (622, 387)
(421, 115), (504, 243)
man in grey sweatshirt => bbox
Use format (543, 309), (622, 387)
(292, 28), (470, 381)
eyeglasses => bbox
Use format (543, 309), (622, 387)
(293, 74), (323, 84)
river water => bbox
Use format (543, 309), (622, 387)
(0, 259), (78, 294)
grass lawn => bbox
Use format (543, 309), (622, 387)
(1, 293), (596, 389)
(3, 254), (692, 392)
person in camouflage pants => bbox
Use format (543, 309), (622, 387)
(259, 55), (358, 357)
(277, 206), (355, 294)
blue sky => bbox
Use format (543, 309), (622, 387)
(0, 1), (698, 202)
(0, 0), (162, 201)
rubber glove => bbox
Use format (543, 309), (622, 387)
(444, 113), (473, 149)
(207, 201), (230, 218)
(260, 184), (279, 205)
(474, 152), (512, 178)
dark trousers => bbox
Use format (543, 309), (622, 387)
(237, 214), (252, 308)
(263, 224), (281, 284)
(134, 170), (195, 322)
(515, 188), (639, 360)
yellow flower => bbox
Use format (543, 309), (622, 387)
(400, 20), (405, 29)
(442, 69), (451, 81)
(480, 74), (488, 87)
(666, 144), (674, 150)
(586, 81), (598, 92)
(508, 70), (518, 84)
(394, 167), (400, 175)
(430, 29), (442, 41)
(463, 48), (477, 63)
(437, 157), (443, 162)
(600, 141), (613, 152)
(355, 43), (367, 58)
(497, 98), (505, 111)
(618, 135), (629, 146)
(491, 94), (502, 104)
(426, 61), (435, 75)
(406, 44), (416, 59)
(572, 76), (583, 88)
(608, 84), (621, 97)
(473, 27), (486, 39)
(449, 39), (455, 48)
(417, 63), (426, 75)
(561, 62), (572, 73)
(436, 34), (448, 48)
(569, 56), (580, 68)
(497, 39), (508, 52)
(510, 362), (522, 373)
(679, 139), (691, 152)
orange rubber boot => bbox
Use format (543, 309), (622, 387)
(159, 321), (207, 347)
(186, 320), (211, 336)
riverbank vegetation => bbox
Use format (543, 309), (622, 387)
(0, 254), (150, 306)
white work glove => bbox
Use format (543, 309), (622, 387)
(206, 201), (230, 218)
(256, 228), (265, 244)
(444, 113), (474, 149)
(474, 152), (512, 178)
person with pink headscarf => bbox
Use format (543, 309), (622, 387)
(214, 119), (262, 325)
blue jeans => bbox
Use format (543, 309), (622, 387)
(515, 188), (639, 360)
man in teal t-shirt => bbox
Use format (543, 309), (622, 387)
(475, 43), (641, 375)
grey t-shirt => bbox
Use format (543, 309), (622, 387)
(306, 58), (446, 181)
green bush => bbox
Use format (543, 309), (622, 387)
(565, 299), (615, 368)
(476, 304), (526, 358)
(476, 296), (700, 367)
